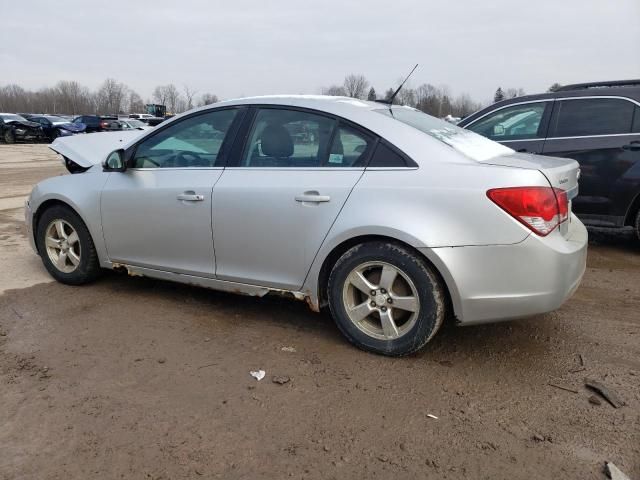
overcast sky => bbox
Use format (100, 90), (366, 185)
(2, 1), (639, 103)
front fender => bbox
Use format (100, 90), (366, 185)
(29, 170), (110, 266)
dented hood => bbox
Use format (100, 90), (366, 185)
(49, 130), (147, 167)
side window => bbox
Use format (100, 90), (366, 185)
(467, 103), (547, 140)
(631, 106), (640, 133)
(552, 98), (634, 137)
(326, 125), (373, 167)
(368, 142), (409, 168)
(241, 108), (335, 167)
(132, 109), (239, 168)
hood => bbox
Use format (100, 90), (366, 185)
(55, 122), (86, 133)
(7, 119), (41, 129)
(49, 130), (147, 167)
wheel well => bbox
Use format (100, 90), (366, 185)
(624, 191), (640, 227)
(316, 235), (454, 318)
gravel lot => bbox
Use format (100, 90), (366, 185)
(1, 144), (638, 479)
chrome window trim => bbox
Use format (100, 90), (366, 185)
(128, 167), (225, 171)
(499, 132), (640, 143)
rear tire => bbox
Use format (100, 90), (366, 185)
(35, 205), (101, 285)
(327, 242), (446, 356)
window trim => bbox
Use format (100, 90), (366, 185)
(126, 106), (247, 170)
(548, 95), (640, 139)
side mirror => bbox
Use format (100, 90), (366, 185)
(103, 149), (126, 172)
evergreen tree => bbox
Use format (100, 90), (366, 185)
(367, 87), (377, 101)
(494, 87), (505, 103)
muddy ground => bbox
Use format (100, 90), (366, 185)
(0, 145), (638, 479)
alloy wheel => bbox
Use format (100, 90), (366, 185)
(44, 219), (81, 273)
(342, 261), (420, 340)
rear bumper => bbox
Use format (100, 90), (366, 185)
(422, 214), (588, 325)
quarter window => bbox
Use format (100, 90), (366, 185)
(551, 98), (635, 137)
(368, 142), (409, 168)
(467, 103), (547, 140)
(241, 109), (335, 167)
(132, 108), (239, 168)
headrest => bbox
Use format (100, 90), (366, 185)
(260, 124), (293, 158)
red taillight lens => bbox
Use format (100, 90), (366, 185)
(100, 121), (109, 128)
(487, 187), (569, 236)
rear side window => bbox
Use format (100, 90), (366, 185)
(368, 142), (409, 167)
(467, 102), (548, 140)
(326, 125), (374, 167)
(241, 108), (336, 168)
(551, 98), (635, 137)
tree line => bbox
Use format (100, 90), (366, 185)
(1, 75), (561, 118)
(0, 79), (219, 116)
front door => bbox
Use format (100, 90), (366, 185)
(542, 97), (640, 226)
(100, 107), (242, 276)
(212, 107), (375, 290)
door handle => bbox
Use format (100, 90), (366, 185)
(622, 141), (640, 151)
(177, 192), (204, 202)
(295, 192), (331, 203)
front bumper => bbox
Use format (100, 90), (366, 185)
(422, 214), (588, 325)
(25, 198), (37, 253)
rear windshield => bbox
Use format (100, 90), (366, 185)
(0, 114), (27, 122)
(374, 107), (513, 161)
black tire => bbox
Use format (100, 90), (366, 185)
(35, 205), (101, 285)
(4, 129), (15, 144)
(327, 242), (446, 356)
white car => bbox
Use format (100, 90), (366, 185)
(26, 95), (587, 356)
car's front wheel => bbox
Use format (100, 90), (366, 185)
(36, 205), (101, 285)
(3, 129), (15, 144)
(328, 242), (446, 356)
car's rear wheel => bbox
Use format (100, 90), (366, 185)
(4, 129), (15, 144)
(328, 242), (446, 356)
(36, 205), (101, 285)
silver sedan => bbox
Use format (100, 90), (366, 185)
(25, 96), (587, 355)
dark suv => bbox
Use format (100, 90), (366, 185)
(72, 115), (121, 133)
(459, 80), (640, 240)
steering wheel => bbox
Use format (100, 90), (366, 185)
(175, 151), (203, 167)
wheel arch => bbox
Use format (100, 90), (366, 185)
(33, 198), (93, 253)
(623, 189), (640, 227)
(313, 234), (457, 322)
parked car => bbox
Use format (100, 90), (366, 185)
(129, 113), (155, 121)
(26, 115), (86, 141)
(0, 113), (46, 143)
(27, 96), (586, 356)
(459, 80), (640, 240)
(72, 115), (121, 133)
(118, 118), (152, 130)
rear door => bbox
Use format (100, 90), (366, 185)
(212, 106), (375, 290)
(464, 100), (553, 154)
(542, 97), (640, 226)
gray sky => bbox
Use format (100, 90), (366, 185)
(2, 0), (639, 103)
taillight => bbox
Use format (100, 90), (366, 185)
(100, 121), (109, 128)
(487, 186), (569, 236)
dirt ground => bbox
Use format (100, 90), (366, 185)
(0, 144), (638, 479)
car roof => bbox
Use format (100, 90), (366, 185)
(459, 82), (640, 127)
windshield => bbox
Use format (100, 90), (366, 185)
(374, 107), (513, 161)
(126, 119), (145, 127)
(0, 114), (28, 122)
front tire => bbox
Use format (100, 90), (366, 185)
(4, 129), (15, 144)
(328, 242), (446, 356)
(36, 205), (101, 285)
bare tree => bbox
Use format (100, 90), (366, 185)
(504, 87), (525, 99)
(183, 85), (198, 111)
(152, 85), (169, 106)
(343, 74), (369, 99)
(128, 91), (145, 113)
(548, 83), (563, 92)
(164, 84), (181, 114)
(321, 85), (347, 96)
(198, 93), (219, 106)
(96, 78), (128, 114)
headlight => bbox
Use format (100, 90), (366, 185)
(15, 128), (26, 134)
(59, 129), (73, 136)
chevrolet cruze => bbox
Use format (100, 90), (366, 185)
(25, 96), (587, 356)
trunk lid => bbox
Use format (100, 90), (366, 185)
(49, 130), (147, 168)
(482, 152), (580, 236)
(482, 152), (579, 198)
